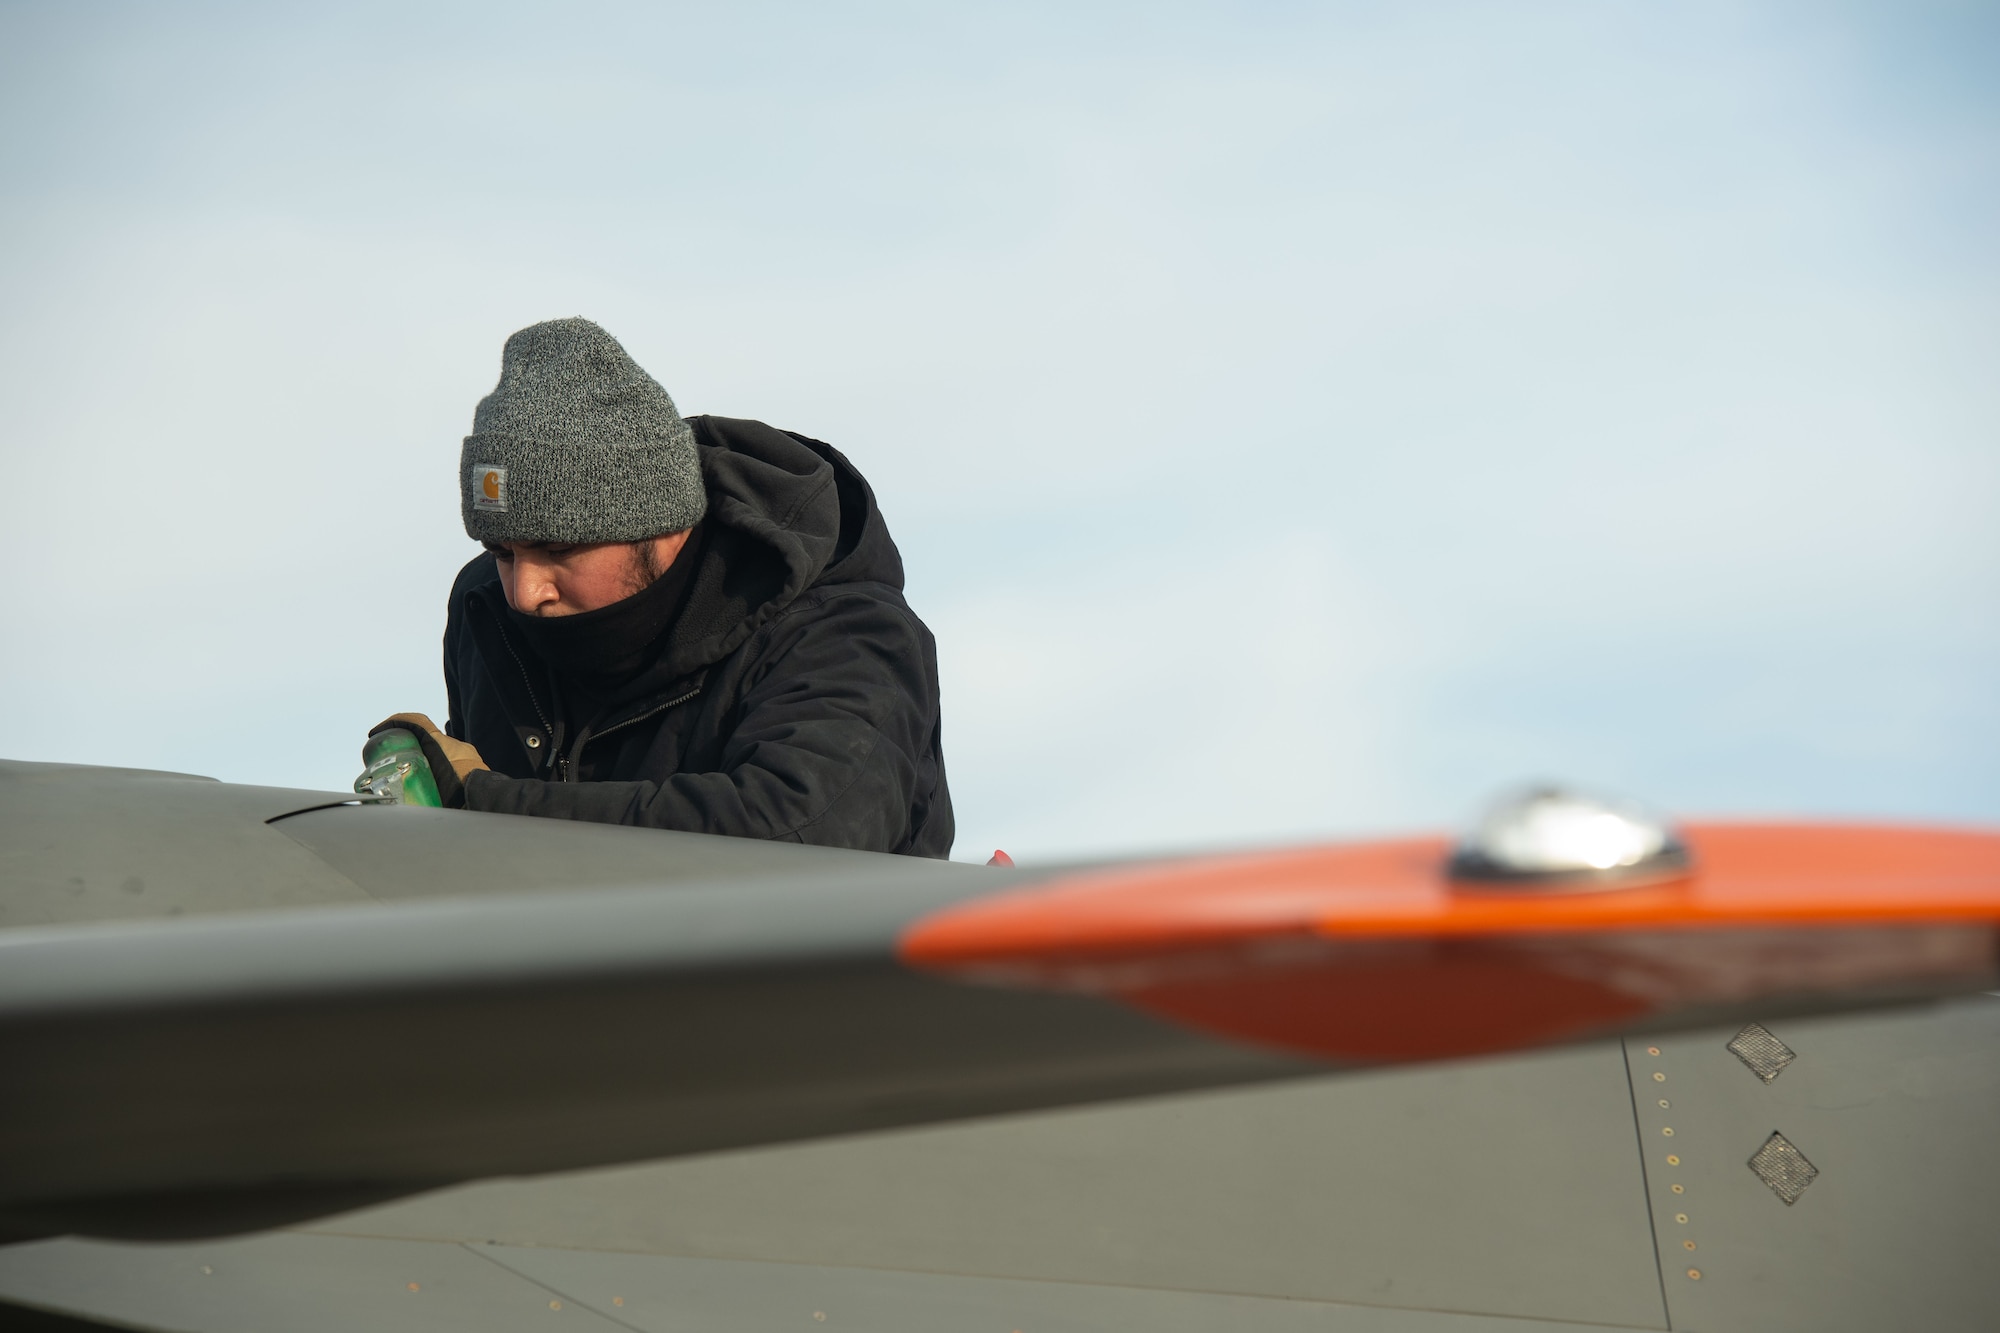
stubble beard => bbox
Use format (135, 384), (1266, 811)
(621, 538), (675, 600)
(618, 548), (658, 601)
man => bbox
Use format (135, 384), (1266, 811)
(376, 317), (953, 858)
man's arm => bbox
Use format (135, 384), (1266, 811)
(460, 589), (941, 854)
(440, 551), (498, 743)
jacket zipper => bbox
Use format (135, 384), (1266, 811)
(498, 630), (559, 773)
(562, 686), (702, 783)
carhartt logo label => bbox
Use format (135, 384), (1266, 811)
(472, 464), (508, 512)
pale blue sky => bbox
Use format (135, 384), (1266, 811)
(2, 2), (1995, 859)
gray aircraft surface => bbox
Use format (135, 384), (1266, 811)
(2, 756), (1997, 1332)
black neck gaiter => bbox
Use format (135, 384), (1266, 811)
(507, 524), (707, 693)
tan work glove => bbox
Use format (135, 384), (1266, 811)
(369, 713), (489, 809)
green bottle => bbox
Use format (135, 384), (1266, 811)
(353, 728), (444, 808)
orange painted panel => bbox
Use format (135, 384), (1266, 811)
(901, 824), (2000, 1061)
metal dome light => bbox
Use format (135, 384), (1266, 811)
(1447, 785), (1691, 890)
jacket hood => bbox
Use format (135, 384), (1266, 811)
(660, 415), (904, 680)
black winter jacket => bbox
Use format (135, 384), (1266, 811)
(443, 417), (954, 858)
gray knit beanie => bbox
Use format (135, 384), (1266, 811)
(460, 318), (707, 544)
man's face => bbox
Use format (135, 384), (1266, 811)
(485, 531), (691, 616)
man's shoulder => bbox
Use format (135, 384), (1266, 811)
(756, 578), (929, 662)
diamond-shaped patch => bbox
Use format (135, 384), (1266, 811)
(1748, 1132), (1819, 1205)
(1728, 1022), (1797, 1083)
